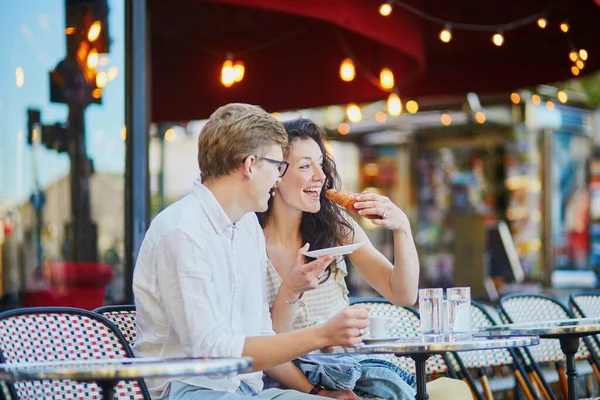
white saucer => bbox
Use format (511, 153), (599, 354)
(303, 243), (364, 258)
(362, 337), (401, 344)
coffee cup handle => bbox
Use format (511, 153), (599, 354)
(386, 319), (397, 334)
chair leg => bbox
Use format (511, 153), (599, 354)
(514, 369), (536, 400)
(478, 374), (494, 400)
(529, 370), (554, 400)
(555, 361), (568, 400)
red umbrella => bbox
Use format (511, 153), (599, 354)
(149, 0), (600, 122)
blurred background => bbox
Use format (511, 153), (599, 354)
(1, 0), (600, 310)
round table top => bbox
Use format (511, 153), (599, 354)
(317, 336), (539, 356)
(482, 317), (600, 338)
(0, 357), (254, 382)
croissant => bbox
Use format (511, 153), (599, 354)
(325, 189), (382, 219)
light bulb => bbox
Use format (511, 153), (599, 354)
(88, 21), (102, 42)
(406, 100), (419, 114)
(492, 32), (504, 47)
(546, 101), (555, 111)
(387, 93), (402, 116)
(576, 60), (584, 70)
(560, 22), (569, 33)
(338, 123), (350, 135)
(375, 111), (387, 123)
(221, 60), (235, 87)
(440, 113), (452, 126)
(439, 25), (452, 43)
(379, 68), (394, 90)
(510, 92), (520, 104)
(87, 49), (99, 69)
(557, 90), (568, 104)
(579, 49), (588, 61)
(339, 58), (355, 82)
(346, 103), (362, 123)
(569, 51), (579, 62)
(233, 61), (245, 83)
(571, 66), (580, 76)
(532, 94), (541, 105)
(379, 2), (392, 16)
(537, 18), (547, 29)
(96, 71), (107, 88)
(475, 111), (486, 124)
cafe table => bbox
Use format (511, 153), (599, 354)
(477, 317), (600, 400)
(0, 356), (253, 400)
(316, 335), (539, 400)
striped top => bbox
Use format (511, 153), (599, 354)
(265, 256), (350, 330)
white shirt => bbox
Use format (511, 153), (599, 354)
(133, 180), (275, 398)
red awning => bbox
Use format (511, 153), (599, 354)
(149, 0), (600, 122)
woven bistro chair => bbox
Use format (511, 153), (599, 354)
(94, 305), (137, 348)
(500, 294), (600, 400)
(349, 298), (481, 399)
(458, 301), (538, 400)
(0, 307), (150, 400)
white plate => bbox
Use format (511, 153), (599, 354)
(303, 243), (364, 258)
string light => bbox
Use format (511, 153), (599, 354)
(379, 68), (395, 90)
(546, 101), (555, 111)
(475, 111), (486, 124)
(379, 2), (392, 16)
(440, 113), (452, 126)
(510, 92), (520, 104)
(87, 21), (102, 42)
(557, 90), (568, 104)
(579, 49), (588, 61)
(233, 61), (245, 83)
(338, 123), (350, 135)
(96, 71), (107, 88)
(531, 94), (541, 105)
(439, 24), (452, 43)
(571, 66), (580, 76)
(576, 59), (584, 70)
(346, 103), (362, 123)
(537, 17), (547, 29)
(406, 100), (419, 114)
(492, 31), (504, 46)
(221, 59), (235, 87)
(339, 58), (356, 82)
(569, 50), (579, 62)
(560, 21), (569, 33)
(87, 49), (99, 69)
(387, 93), (402, 116)
(375, 111), (388, 123)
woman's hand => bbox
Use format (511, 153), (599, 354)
(354, 192), (412, 233)
(318, 389), (362, 399)
(280, 243), (334, 300)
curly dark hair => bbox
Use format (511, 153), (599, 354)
(257, 118), (354, 254)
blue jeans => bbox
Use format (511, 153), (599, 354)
(293, 354), (416, 399)
(168, 381), (316, 400)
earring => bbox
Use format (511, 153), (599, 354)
(270, 188), (276, 197)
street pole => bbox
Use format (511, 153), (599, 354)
(65, 104), (97, 262)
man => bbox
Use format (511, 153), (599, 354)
(133, 103), (370, 399)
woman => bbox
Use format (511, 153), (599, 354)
(256, 118), (420, 399)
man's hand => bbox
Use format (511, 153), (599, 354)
(280, 243), (334, 297)
(319, 389), (362, 399)
(319, 304), (371, 347)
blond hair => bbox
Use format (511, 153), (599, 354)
(198, 103), (287, 181)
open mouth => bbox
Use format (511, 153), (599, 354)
(302, 187), (321, 200)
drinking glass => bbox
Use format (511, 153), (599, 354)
(447, 287), (471, 341)
(418, 288), (444, 342)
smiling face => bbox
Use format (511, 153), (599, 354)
(276, 138), (326, 213)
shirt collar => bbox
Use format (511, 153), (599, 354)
(192, 180), (235, 236)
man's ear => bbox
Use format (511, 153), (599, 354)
(242, 155), (255, 179)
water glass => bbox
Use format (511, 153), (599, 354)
(418, 288), (444, 342)
(447, 287), (472, 340)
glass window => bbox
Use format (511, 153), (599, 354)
(0, 0), (126, 310)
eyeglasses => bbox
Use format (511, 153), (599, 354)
(262, 157), (289, 178)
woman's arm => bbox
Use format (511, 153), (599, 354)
(269, 246), (334, 332)
(346, 193), (420, 306)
